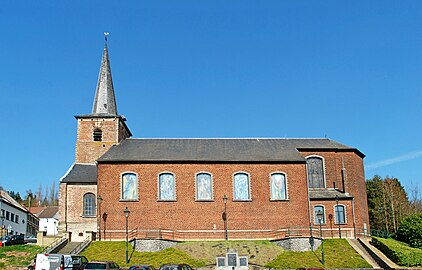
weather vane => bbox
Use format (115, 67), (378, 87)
(104, 32), (110, 42)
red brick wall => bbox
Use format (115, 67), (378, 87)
(75, 118), (129, 163)
(299, 151), (370, 235)
(98, 163), (310, 237)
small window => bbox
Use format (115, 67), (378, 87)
(122, 173), (138, 200)
(83, 193), (96, 217)
(196, 173), (213, 200)
(11, 213), (14, 222)
(270, 173), (287, 200)
(15, 215), (19, 223)
(233, 173), (250, 201)
(158, 173), (176, 201)
(93, 128), (102, 141)
(335, 205), (346, 224)
(306, 156), (325, 188)
(313, 205), (325, 224)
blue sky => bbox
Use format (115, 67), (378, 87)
(0, 1), (421, 197)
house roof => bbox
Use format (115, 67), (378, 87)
(309, 189), (353, 200)
(97, 138), (364, 163)
(29, 206), (46, 215)
(60, 163), (97, 183)
(37, 206), (59, 219)
(0, 190), (28, 213)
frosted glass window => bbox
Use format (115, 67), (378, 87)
(270, 173), (287, 200)
(233, 173), (250, 200)
(159, 173), (176, 201)
(122, 173), (138, 200)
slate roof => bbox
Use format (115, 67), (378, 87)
(60, 163), (97, 183)
(309, 189), (353, 200)
(0, 190), (28, 213)
(98, 138), (364, 163)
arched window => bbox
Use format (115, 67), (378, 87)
(306, 156), (325, 188)
(196, 173), (213, 201)
(121, 173), (138, 200)
(335, 205), (346, 224)
(158, 173), (176, 201)
(93, 128), (102, 141)
(313, 205), (325, 224)
(233, 173), (250, 201)
(270, 173), (287, 200)
(83, 193), (96, 217)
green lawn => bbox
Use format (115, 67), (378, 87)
(82, 239), (371, 269)
(266, 239), (371, 269)
(0, 244), (44, 268)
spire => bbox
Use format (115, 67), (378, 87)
(92, 32), (118, 115)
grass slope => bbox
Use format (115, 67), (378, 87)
(267, 239), (371, 269)
(81, 242), (206, 268)
(0, 244), (44, 268)
(82, 239), (371, 269)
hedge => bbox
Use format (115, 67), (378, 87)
(371, 237), (422, 267)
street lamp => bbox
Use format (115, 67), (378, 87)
(223, 195), (228, 240)
(124, 207), (130, 264)
(316, 210), (325, 266)
(0, 214), (4, 237)
(102, 212), (108, 241)
(335, 195), (341, 239)
(97, 195), (103, 241)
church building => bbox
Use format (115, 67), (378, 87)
(59, 40), (370, 242)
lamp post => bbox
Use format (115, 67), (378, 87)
(223, 195), (228, 240)
(316, 210), (325, 266)
(97, 195), (103, 241)
(124, 207), (130, 264)
(335, 195), (341, 239)
(102, 212), (108, 241)
(0, 214), (4, 237)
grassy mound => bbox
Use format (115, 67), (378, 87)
(266, 239), (371, 269)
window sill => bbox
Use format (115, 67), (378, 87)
(157, 200), (177, 202)
(195, 199), (215, 202)
(81, 215), (96, 218)
(233, 199), (252, 202)
(119, 199), (139, 202)
(270, 199), (289, 202)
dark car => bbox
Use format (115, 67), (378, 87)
(158, 264), (192, 270)
(0, 235), (25, 246)
(128, 264), (155, 270)
(84, 261), (120, 270)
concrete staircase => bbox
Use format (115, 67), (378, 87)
(347, 238), (381, 268)
(56, 241), (81, 254)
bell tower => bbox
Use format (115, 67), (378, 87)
(74, 36), (131, 163)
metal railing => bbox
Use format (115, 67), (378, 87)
(44, 236), (68, 254)
(98, 226), (360, 241)
(70, 236), (91, 254)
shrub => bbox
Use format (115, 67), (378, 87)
(395, 214), (422, 248)
(372, 237), (422, 267)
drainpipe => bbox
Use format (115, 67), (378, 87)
(352, 197), (357, 238)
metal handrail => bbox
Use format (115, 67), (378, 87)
(44, 236), (68, 254)
(70, 236), (91, 254)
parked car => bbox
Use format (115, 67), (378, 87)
(128, 264), (155, 270)
(158, 264), (192, 270)
(34, 253), (89, 270)
(24, 235), (38, 244)
(84, 261), (120, 270)
(0, 235), (25, 246)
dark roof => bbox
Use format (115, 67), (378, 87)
(60, 163), (97, 183)
(309, 189), (353, 200)
(98, 138), (363, 163)
(37, 206), (59, 219)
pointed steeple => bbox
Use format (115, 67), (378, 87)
(92, 34), (118, 115)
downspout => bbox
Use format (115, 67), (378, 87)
(352, 197), (356, 238)
(341, 157), (347, 193)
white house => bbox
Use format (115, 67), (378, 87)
(0, 190), (28, 236)
(34, 206), (59, 236)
